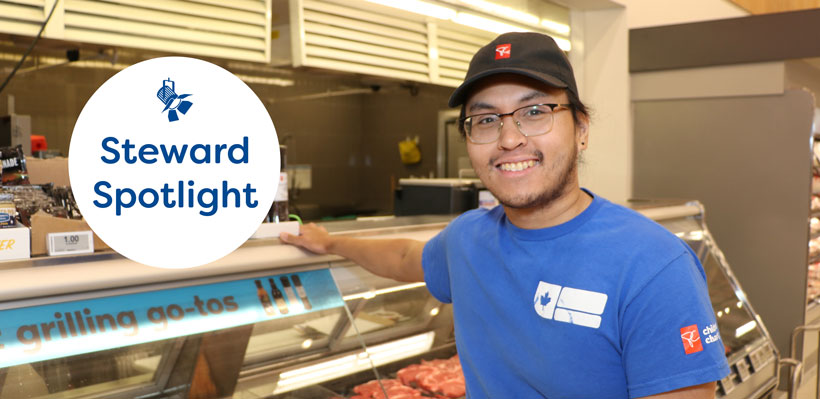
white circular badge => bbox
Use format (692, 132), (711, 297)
(69, 57), (279, 268)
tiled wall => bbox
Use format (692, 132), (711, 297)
(0, 59), (453, 219)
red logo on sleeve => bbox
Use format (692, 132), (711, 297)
(680, 324), (703, 354)
(495, 44), (511, 59)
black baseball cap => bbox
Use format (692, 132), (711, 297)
(448, 32), (578, 107)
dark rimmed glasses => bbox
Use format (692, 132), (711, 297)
(460, 103), (572, 144)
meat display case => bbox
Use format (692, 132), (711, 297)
(0, 204), (777, 398)
(633, 200), (778, 398)
(809, 136), (820, 305)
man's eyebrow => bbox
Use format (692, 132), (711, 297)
(519, 91), (548, 103)
(468, 102), (496, 113)
(467, 91), (552, 113)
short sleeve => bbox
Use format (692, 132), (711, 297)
(622, 250), (730, 397)
(422, 227), (452, 304)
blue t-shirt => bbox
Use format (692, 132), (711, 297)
(422, 191), (730, 398)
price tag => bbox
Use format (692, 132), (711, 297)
(47, 231), (94, 256)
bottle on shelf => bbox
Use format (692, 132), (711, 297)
(268, 145), (288, 223)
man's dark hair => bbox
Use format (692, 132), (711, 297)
(457, 88), (590, 139)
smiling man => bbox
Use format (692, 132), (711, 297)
(281, 32), (730, 398)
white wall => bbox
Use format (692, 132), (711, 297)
(570, 5), (632, 202)
(614, 0), (748, 29)
(564, 0), (749, 201)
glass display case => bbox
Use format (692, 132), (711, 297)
(0, 208), (777, 399)
(636, 201), (778, 398)
(809, 136), (820, 305)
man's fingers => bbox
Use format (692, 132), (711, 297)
(279, 231), (299, 244)
(279, 224), (330, 254)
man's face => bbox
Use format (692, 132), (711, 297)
(464, 74), (588, 210)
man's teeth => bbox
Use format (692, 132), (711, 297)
(499, 160), (536, 172)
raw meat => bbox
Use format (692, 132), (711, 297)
(351, 354), (464, 399)
(395, 355), (464, 398)
(352, 379), (422, 399)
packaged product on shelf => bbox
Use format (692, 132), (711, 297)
(0, 145), (30, 185)
(0, 193), (16, 228)
(1, 185), (54, 226)
(267, 145), (288, 223)
(0, 185), (82, 226)
(42, 185), (82, 219)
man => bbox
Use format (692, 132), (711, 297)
(281, 32), (729, 398)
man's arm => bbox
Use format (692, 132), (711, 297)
(640, 382), (716, 399)
(280, 223), (426, 282)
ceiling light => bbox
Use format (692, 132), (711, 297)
(457, 0), (539, 25)
(453, 12), (528, 34)
(365, 0), (457, 20)
(235, 74), (294, 86)
(541, 19), (571, 36)
(554, 37), (571, 52)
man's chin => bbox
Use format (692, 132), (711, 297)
(499, 195), (549, 210)
(492, 184), (573, 210)
(492, 190), (544, 210)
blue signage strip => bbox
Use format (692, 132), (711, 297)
(0, 269), (343, 369)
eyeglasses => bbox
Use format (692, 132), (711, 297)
(460, 103), (572, 144)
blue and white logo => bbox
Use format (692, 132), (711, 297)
(156, 78), (193, 122)
(534, 281), (607, 329)
(69, 57), (279, 269)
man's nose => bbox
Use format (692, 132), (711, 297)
(497, 115), (526, 150)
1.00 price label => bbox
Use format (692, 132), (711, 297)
(47, 231), (94, 256)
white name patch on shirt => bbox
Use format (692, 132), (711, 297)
(533, 281), (608, 329)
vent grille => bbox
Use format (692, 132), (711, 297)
(293, 0), (495, 87)
(297, 0), (430, 83)
(436, 21), (493, 86)
(0, 0), (47, 36)
(0, 0), (271, 62)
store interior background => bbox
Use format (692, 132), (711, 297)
(4, 0), (820, 396)
(0, 0), (760, 220)
(0, 49), (454, 219)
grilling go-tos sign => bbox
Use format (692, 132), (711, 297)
(69, 57), (278, 268)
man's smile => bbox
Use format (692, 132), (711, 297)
(492, 150), (544, 173)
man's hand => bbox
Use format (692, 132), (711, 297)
(279, 222), (425, 282)
(280, 223), (333, 254)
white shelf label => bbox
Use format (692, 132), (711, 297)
(47, 231), (94, 256)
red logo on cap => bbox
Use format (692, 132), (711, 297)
(495, 44), (511, 59)
(680, 324), (703, 355)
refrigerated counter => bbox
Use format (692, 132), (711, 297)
(0, 204), (777, 398)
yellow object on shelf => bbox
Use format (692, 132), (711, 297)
(398, 136), (421, 165)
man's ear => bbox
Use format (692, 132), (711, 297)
(576, 114), (590, 149)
